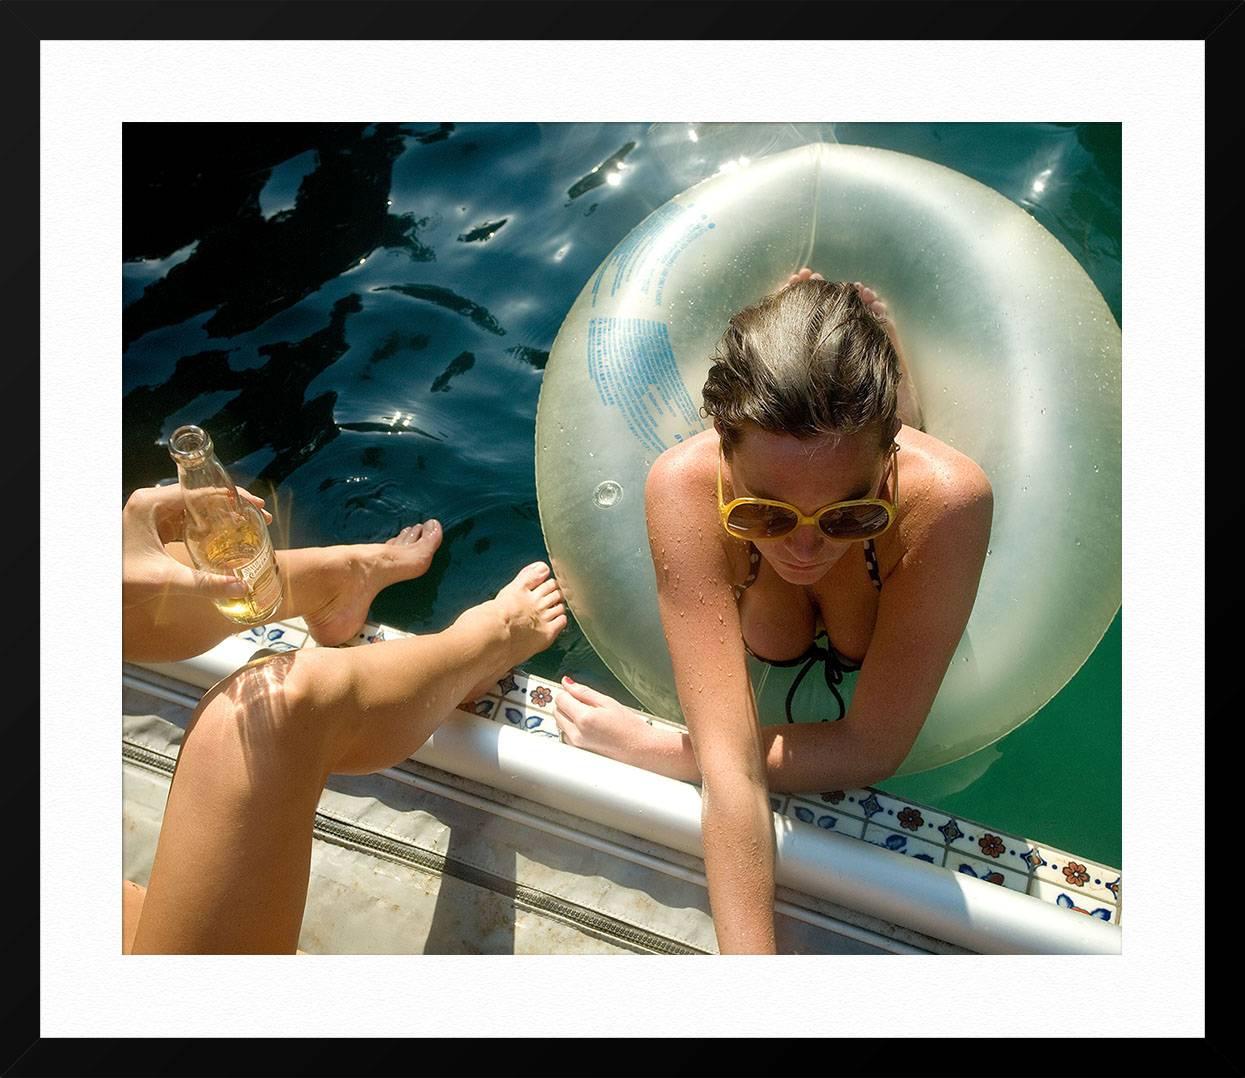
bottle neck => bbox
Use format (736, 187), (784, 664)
(169, 425), (232, 489)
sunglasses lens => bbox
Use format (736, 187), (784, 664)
(819, 504), (891, 540)
(726, 503), (799, 539)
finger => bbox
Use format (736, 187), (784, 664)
(236, 487), (274, 524)
(810, 272), (824, 281)
(167, 563), (248, 600)
(141, 485), (190, 544)
(560, 676), (617, 709)
(553, 688), (591, 724)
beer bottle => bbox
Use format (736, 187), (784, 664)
(167, 425), (282, 625)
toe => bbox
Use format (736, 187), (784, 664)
(388, 523), (423, 545)
(516, 561), (552, 589)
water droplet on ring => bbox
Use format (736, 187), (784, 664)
(593, 480), (623, 508)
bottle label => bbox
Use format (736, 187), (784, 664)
(237, 545), (282, 613)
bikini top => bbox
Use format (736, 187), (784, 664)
(733, 540), (883, 723)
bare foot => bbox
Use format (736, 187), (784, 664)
(459, 562), (567, 701)
(301, 520), (444, 646)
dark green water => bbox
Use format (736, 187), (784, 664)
(122, 122), (1121, 868)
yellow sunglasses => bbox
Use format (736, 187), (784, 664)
(717, 443), (900, 542)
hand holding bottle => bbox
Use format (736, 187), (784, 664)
(122, 482), (274, 611)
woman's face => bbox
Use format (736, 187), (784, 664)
(726, 425), (892, 585)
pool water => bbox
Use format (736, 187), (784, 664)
(122, 121), (1121, 868)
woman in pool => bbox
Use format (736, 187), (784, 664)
(552, 269), (993, 954)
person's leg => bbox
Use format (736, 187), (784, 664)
(123, 521), (443, 663)
(122, 880), (145, 954)
(130, 563), (565, 954)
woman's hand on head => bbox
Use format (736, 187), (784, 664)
(785, 268), (890, 321)
(122, 482), (273, 609)
(785, 266), (825, 288)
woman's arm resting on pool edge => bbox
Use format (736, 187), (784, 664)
(645, 450), (779, 954)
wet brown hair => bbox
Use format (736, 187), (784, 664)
(702, 279), (902, 457)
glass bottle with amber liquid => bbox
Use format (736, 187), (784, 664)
(168, 425), (283, 625)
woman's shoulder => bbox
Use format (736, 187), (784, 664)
(898, 425), (992, 502)
(645, 429), (719, 499)
(888, 426), (993, 559)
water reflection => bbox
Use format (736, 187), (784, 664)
(123, 293), (363, 495)
(121, 125), (465, 346)
(566, 141), (636, 202)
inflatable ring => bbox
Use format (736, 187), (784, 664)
(535, 142), (1120, 774)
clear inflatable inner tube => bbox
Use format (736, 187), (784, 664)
(535, 142), (1120, 775)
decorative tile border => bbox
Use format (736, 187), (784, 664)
(1029, 877), (1120, 925)
(862, 822), (952, 870)
(219, 616), (1123, 927)
(946, 851), (1031, 895)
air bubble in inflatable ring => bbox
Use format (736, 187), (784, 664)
(535, 142), (1120, 775)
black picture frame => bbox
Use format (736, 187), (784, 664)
(4, 2), (1233, 1074)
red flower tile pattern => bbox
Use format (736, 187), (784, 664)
(1062, 861), (1090, 887)
(978, 833), (1005, 859)
(897, 807), (924, 832)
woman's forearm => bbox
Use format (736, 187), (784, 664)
(700, 771), (777, 954)
(636, 717), (895, 793)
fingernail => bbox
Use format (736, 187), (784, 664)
(563, 675), (575, 685)
(225, 579), (247, 597)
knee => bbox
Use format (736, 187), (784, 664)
(187, 650), (346, 776)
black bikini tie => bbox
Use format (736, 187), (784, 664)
(780, 636), (853, 724)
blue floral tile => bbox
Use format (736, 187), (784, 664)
(1029, 877), (1120, 924)
(787, 797), (865, 838)
(791, 790), (873, 828)
(862, 823), (948, 867)
(949, 852), (1030, 894)
(495, 669), (531, 706)
(239, 624), (303, 652)
(458, 696), (500, 720)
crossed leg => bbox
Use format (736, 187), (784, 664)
(128, 562), (566, 953)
